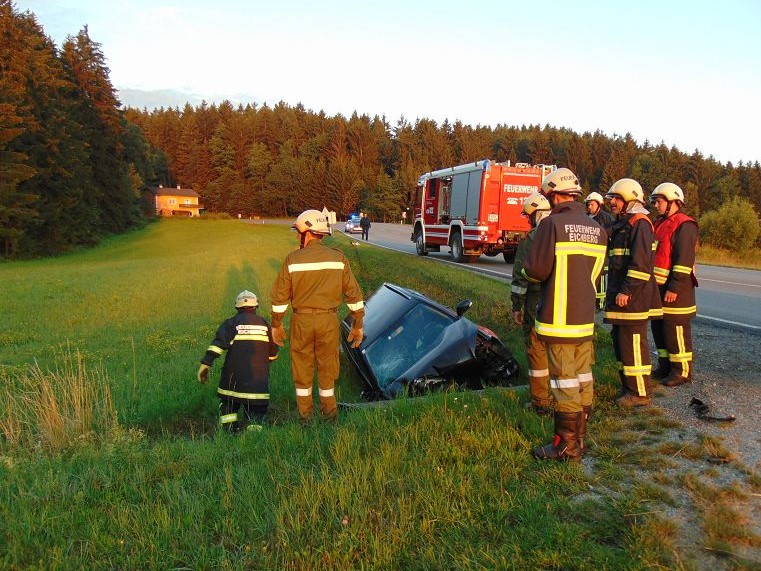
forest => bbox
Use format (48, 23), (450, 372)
(3, 1), (761, 258)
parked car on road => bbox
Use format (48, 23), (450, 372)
(345, 215), (362, 234)
(340, 283), (520, 400)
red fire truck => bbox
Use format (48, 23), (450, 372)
(411, 160), (556, 263)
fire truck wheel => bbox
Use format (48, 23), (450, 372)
(414, 228), (428, 256)
(450, 231), (464, 263)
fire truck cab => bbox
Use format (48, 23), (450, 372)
(411, 160), (555, 263)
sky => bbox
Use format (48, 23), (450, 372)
(14, 0), (761, 165)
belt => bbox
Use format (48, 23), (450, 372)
(293, 307), (337, 314)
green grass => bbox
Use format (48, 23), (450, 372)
(0, 219), (758, 570)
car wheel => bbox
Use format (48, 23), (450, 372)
(415, 228), (428, 256)
(450, 231), (464, 262)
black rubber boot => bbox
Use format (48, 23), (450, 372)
(614, 370), (628, 399)
(533, 411), (582, 461)
(652, 357), (670, 380)
(578, 406), (592, 455)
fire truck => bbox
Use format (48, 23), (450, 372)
(411, 160), (556, 263)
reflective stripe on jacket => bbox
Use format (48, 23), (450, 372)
(201, 311), (278, 400)
(604, 213), (663, 324)
(522, 200), (607, 343)
(510, 227), (541, 316)
(654, 210), (699, 321)
(270, 239), (364, 328)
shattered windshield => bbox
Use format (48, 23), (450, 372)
(364, 303), (453, 389)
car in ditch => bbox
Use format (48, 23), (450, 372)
(339, 282), (520, 400)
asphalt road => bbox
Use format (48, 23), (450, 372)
(349, 222), (761, 335)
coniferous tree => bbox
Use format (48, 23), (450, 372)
(62, 26), (139, 233)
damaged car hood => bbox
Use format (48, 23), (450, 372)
(340, 283), (519, 400)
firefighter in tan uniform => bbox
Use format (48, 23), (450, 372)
(522, 168), (607, 461)
(649, 183), (699, 386)
(270, 210), (365, 423)
(511, 192), (553, 416)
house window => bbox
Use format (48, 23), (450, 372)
(169, 198), (176, 205)
(184, 199), (191, 205)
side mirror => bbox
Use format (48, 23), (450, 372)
(456, 299), (473, 317)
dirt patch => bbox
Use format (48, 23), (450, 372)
(595, 321), (761, 570)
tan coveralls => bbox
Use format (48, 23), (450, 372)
(270, 239), (364, 420)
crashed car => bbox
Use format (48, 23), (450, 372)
(340, 282), (520, 400)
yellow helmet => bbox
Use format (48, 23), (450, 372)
(542, 167), (582, 196)
(606, 178), (645, 204)
(293, 209), (331, 235)
(522, 192), (551, 216)
(235, 290), (258, 308)
(650, 182), (685, 204)
(584, 191), (604, 205)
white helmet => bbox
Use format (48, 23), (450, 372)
(293, 209), (331, 235)
(522, 192), (551, 216)
(584, 191), (604, 205)
(650, 182), (685, 204)
(606, 178), (646, 205)
(541, 168), (582, 197)
(235, 290), (258, 308)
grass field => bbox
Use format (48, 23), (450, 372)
(1, 219), (759, 570)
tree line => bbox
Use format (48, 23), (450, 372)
(2, 1), (760, 259)
(126, 101), (761, 230)
(0, 2), (163, 258)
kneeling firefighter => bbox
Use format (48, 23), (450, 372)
(198, 290), (279, 432)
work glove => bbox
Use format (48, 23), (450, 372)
(272, 325), (287, 347)
(347, 327), (364, 349)
(197, 363), (210, 384)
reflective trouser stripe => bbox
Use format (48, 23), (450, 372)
(217, 388), (270, 400)
(633, 333), (646, 397)
(611, 323), (651, 397)
(220, 413), (238, 425)
(550, 378), (579, 389)
(290, 313), (340, 420)
(319, 388), (334, 397)
(671, 325), (691, 378)
(527, 328), (551, 406)
(578, 371), (594, 383)
(654, 319), (693, 378)
(546, 341), (595, 412)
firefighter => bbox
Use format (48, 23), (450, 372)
(649, 183), (699, 386)
(511, 192), (553, 416)
(585, 191), (615, 233)
(585, 191), (615, 309)
(604, 179), (663, 407)
(197, 290), (279, 433)
(270, 209), (365, 424)
(522, 168), (607, 460)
